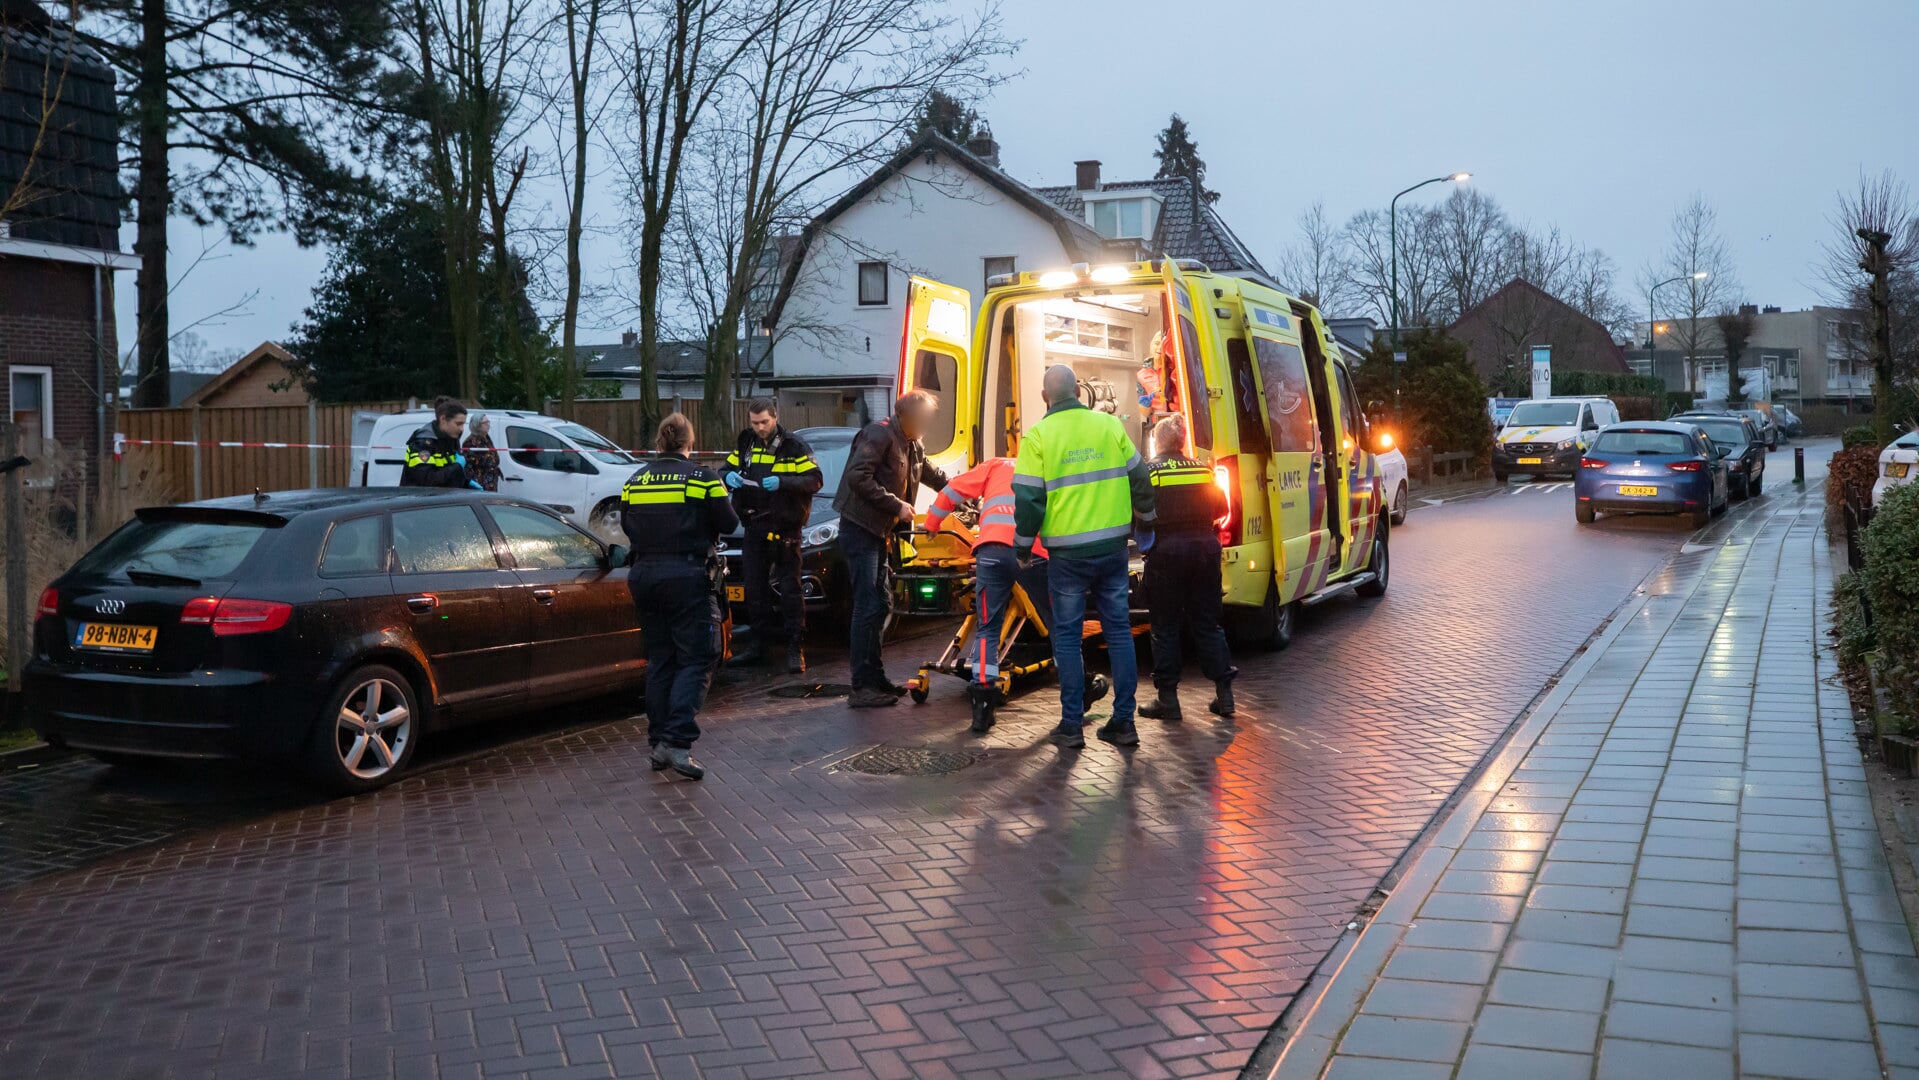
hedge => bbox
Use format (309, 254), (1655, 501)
(1860, 481), (1919, 733)
(1552, 371), (1666, 398)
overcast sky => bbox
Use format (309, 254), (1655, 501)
(124, 0), (1919, 360)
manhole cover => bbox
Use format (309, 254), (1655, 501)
(768, 683), (852, 699)
(831, 745), (983, 776)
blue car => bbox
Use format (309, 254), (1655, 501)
(1574, 421), (1730, 527)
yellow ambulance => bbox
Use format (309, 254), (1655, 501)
(897, 258), (1392, 648)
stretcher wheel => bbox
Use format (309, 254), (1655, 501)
(909, 683), (929, 704)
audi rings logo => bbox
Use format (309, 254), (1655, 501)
(94, 598), (125, 615)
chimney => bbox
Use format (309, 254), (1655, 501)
(965, 133), (1000, 168)
(1739, 303), (1758, 316)
(1074, 159), (1102, 192)
(621, 329), (637, 348)
(1762, 305), (1782, 314)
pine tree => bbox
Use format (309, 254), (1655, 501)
(915, 89), (985, 146)
(1153, 113), (1218, 205)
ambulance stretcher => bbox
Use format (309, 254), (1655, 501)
(889, 513), (1142, 730)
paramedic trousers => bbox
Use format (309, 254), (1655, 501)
(741, 529), (804, 646)
(629, 556), (720, 749)
(838, 521), (891, 690)
(971, 544), (1017, 689)
(1047, 548), (1137, 731)
(1144, 534), (1233, 691)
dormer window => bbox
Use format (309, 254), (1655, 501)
(1093, 199), (1146, 239)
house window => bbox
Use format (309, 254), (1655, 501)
(8, 366), (53, 460)
(857, 262), (888, 306)
(984, 256), (1015, 292)
(1093, 199), (1146, 239)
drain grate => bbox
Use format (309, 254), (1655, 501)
(768, 682), (852, 699)
(831, 745), (983, 776)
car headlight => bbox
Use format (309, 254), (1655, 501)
(801, 519), (839, 548)
(1558, 439), (1576, 451)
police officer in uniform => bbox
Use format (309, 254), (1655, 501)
(1137, 414), (1237, 722)
(621, 413), (739, 780)
(720, 399), (823, 673)
(401, 396), (482, 489)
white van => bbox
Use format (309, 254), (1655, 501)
(353, 409), (639, 541)
(1491, 396), (1621, 480)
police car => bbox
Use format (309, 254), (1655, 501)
(1492, 397), (1620, 481)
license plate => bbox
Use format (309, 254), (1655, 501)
(1518, 457), (1542, 465)
(75, 622), (158, 652)
(1618, 485), (1659, 497)
(1891, 463), (1910, 478)
(725, 585), (745, 602)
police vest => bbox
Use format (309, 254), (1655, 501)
(1013, 402), (1142, 553)
(619, 456), (735, 557)
(1148, 455), (1225, 535)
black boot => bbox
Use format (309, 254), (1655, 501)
(1138, 688), (1183, 722)
(1096, 721), (1139, 747)
(787, 642), (806, 674)
(968, 686), (996, 734)
(650, 744), (705, 780)
(1210, 668), (1238, 717)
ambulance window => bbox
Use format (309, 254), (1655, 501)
(911, 348), (958, 456)
(1176, 312), (1213, 449)
(1252, 337), (1316, 454)
(1226, 339), (1269, 456)
(1335, 366), (1363, 454)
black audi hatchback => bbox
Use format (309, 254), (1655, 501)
(26, 489), (644, 792)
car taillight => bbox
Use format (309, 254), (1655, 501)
(1668, 460), (1704, 472)
(180, 596), (292, 635)
(1213, 455), (1241, 547)
(36, 587), (59, 617)
(1580, 457), (1608, 469)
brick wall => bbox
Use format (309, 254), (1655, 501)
(0, 256), (116, 495)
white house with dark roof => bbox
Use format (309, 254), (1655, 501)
(762, 133), (1269, 425)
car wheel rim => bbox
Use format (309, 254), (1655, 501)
(1374, 539), (1388, 586)
(335, 677), (411, 780)
(590, 505), (624, 544)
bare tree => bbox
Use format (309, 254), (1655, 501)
(1341, 207), (1443, 331)
(0, 9), (77, 226)
(549, 0), (610, 418)
(1819, 170), (1919, 441)
(618, 0), (753, 439)
(1715, 305), (1757, 405)
(1433, 187), (1509, 322)
(681, 0), (1012, 438)
(1564, 247), (1632, 340)
(403, 0), (547, 403)
(1272, 200), (1347, 315)
(1647, 194), (1738, 393)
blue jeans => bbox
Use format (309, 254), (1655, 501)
(972, 544), (1020, 688)
(838, 522), (891, 689)
(1047, 549), (1137, 730)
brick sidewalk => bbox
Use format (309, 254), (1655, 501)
(1272, 483), (1919, 1079)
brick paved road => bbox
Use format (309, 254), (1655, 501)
(0, 485), (1739, 1079)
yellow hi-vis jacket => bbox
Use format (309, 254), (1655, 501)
(1012, 400), (1155, 558)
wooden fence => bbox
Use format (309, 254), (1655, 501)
(118, 396), (857, 504)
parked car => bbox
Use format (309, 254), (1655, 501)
(354, 409), (641, 542)
(1574, 421), (1730, 528)
(1736, 407), (1780, 450)
(1493, 397), (1621, 480)
(1379, 442), (1410, 525)
(719, 426), (857, 633)
(1872, 428), (1918, 508)
(1673, 412), (1766, 498)
(25, 489), (643, 792)
(1773, 405), (1804, 439)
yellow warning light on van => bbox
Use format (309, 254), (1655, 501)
(1089, 265), (1131, 284)
(1037, 270), (1078, 289)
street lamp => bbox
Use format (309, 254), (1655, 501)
(1648, 271), (1709, 389)
(1390, 172), (1470, 350)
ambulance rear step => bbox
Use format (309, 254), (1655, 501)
(1299, 571), (1377, 607)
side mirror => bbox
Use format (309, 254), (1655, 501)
(605, 544), (631, 568)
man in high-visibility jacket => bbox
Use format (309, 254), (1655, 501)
(1014, 364), (1156, 749)
(926, 457), (1048, 733)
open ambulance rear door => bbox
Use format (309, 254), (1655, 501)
(898, 277), (975, 480)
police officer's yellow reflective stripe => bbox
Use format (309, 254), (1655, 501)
(771, 459), (818, 473)
(1151, 467), (1212, 487)
(405, 450), (453, 467)
(623, 487), (687, 505)
(686, 479), (724, 499)
(724, 452), (741, 468)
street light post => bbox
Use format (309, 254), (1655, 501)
(1647, 271), (1709, 398)
(1389, 171), (1469, 408)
